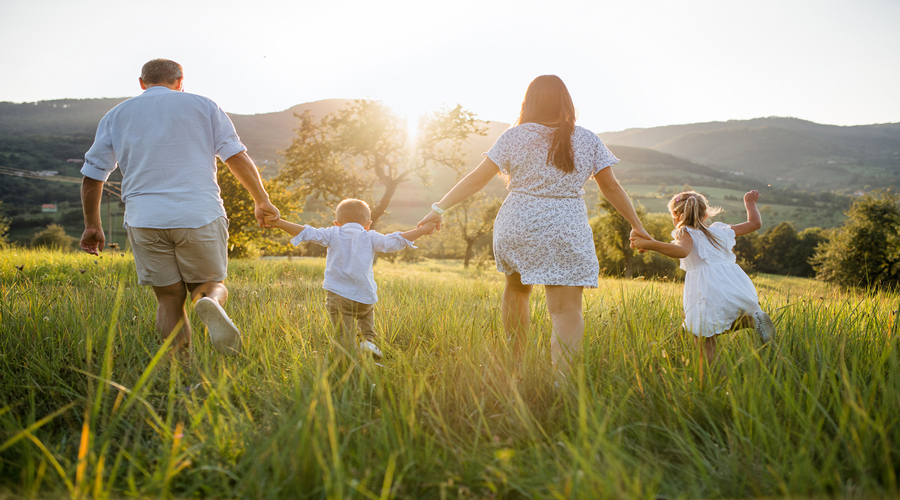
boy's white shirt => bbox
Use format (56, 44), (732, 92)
(291, 222), (415, 304)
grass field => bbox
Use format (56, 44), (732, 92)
(1, 249), (898, 499)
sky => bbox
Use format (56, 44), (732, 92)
(1, 0), (898, 133)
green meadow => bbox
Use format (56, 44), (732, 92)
(1, 249), (898, 499)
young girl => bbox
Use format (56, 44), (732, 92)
(631, 190), (775, 365)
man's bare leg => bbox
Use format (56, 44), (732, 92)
(188, 281), (228, 306)
(188, 282), (241, 355)
(152, 282), (192, 356)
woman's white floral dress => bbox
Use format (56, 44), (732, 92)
(485, 123), (619, 287)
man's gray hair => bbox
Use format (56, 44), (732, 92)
(140, 59), (183, 85)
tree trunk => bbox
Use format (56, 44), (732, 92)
(464, 239), (476, 268)
(369, 179), (400, 229)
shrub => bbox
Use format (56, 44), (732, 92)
(30, 224), (76, 250)
(813, 190), (900, 289)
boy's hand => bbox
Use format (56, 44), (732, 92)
(744, 190), (760, 204)
(420, 221), (438, 234)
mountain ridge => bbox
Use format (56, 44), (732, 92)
(2, 97), (899, 192)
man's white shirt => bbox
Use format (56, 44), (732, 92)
(81, 86), (246, 229)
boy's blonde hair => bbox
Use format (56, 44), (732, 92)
(335, 199), (371, 225)
(668, 191), (724, 250)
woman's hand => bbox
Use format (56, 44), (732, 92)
(418, 211), (443, 231)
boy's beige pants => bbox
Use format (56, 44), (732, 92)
(325, 291), (376, 346)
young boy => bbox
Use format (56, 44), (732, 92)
(267, 199), (436, 358)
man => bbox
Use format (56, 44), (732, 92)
(80, 58), (279, 357)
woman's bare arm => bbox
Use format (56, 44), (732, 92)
(594, 167), (650, 240)
(417, 157), (500, 229)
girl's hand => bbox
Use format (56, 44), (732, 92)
(632, 237), (655, 250)
(629, 227), (652, 252)
(418, 211), (443, 231)
(744, 190), (760, 204)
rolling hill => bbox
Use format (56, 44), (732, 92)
(1, 97), (897, 238)
(600, 117), (900, 191)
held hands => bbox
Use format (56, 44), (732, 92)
(263, 215), (282, 228)
(744, 190), (760, 205)
(629, 227), (652, 252)
(255, 201), (281, 228)
(631, 236), (656, 250)
(417, 211), (443, 231)
(418, 221), (438, 235)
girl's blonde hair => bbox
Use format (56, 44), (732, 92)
(668, 191), (724, 250)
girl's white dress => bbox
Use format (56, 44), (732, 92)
(680, 222), (762, 337)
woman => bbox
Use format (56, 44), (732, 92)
(418, 75), (649, 373)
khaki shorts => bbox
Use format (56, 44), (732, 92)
(126, 217), (229, 287)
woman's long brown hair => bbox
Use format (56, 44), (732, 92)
(516, 75), (576, 173)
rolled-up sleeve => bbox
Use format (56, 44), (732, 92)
(211, 103), (247, 162)
(371, 232), (416, 253)
(290, 225), (333, 247)
(81, 115), (118, 181)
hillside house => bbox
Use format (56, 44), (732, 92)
(41, 204), (58, 213)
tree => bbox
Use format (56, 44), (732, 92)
(792, 227), (827, 277)
(448, 193), (502, 268)
(276, 100), (487, 228)
(813, 190), (900, 289)
(593, 197), (640, 278)
(756, 221), (799, 275)
(30, 224), (75, 250)
(591, 200), (679, 279)
(217, 160), (301, 257)
(732, 231), (760, 273)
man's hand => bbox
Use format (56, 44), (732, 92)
(255, 201), (280, 228)
(80, 227), (105, 255)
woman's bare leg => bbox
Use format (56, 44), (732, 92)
(544, 285), (584, 374)
(502, 273), (532, 360)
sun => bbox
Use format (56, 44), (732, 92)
(384, 98), (430, 149)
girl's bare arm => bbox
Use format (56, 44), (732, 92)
(731, 190), (762, 237)
(632, 233), (694, 259)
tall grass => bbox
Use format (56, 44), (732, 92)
(1, 249), (898, 498)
